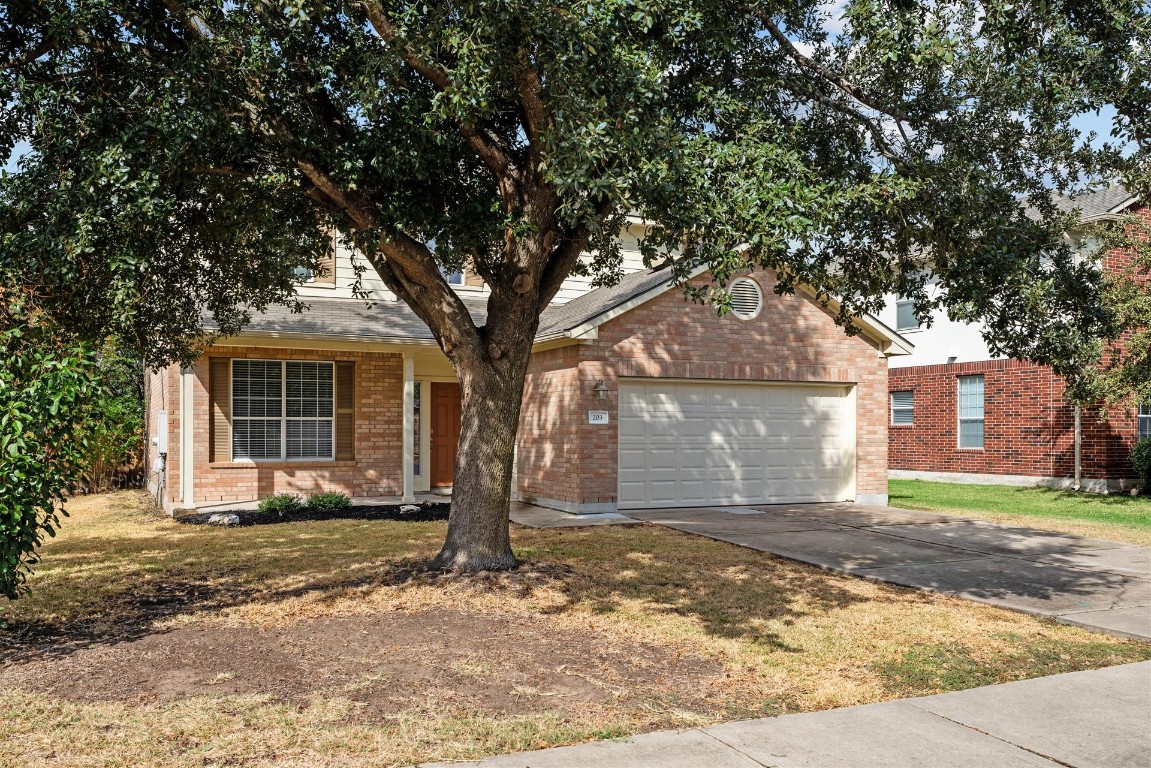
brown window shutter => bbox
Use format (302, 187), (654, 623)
(335, 361), (355, 460)
(315, 231), (337, 286)
(210, 358), (231, 462)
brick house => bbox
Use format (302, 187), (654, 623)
(877, 187), (1147, 492)
(145, 223), (913, 514)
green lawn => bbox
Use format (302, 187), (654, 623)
(889, 479), (1151, 546)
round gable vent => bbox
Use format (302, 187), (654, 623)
(729, 277), (763, 320)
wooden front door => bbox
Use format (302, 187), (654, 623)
(430, 382), (462, 488)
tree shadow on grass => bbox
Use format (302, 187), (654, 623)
(0, 516), (879, 666)
(512, 525), (880, 653)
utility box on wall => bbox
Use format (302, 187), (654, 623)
(154, 412), (168, 456)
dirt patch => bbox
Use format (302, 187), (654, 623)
(0, 609), (721, 720)
(175, 501), (451, 526)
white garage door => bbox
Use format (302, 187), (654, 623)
(618, 380), (854, 509)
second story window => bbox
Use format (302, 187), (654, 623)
(895, 298), (919, 332)
(441, 267), (464, 285)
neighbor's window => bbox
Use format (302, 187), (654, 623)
(1139, 404), (1151, 440)
(891, 391), (914, 426)
(895, 298), (919, 331)
(441, 267), (465, 285)
(232, 360), (334, 460)
(958, 375), (985, 449)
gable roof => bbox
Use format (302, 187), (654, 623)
(536, 268), (677, 338)
(1053, 184), (1138, 222)
(213, 267), (913, 356)
(536, 267), (913, 356)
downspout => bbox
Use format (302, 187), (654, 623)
(1073, 405), (1082, 492)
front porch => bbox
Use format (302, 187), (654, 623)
(151, 339), (467, 513)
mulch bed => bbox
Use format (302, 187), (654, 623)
(175, 501), (451, 527)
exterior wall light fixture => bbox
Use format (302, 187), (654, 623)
(593, 380), (609, 400)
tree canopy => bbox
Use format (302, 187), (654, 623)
(1, 0), (1149, 571)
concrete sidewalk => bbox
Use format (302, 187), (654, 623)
(624, 504), (1151, 639)
(420, 661), (1151, 768)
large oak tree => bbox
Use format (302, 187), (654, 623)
(1, 0), (1148, 576)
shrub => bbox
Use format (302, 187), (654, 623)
(1132, 438), (1151, 493)
(308, 491), (351, 511)
(257, 493), (304, 516)
(0, 309), (99, 599)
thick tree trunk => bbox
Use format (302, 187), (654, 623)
(431, 333), (534, 571)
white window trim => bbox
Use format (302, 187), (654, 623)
(895, 298), (920, 332)
(231, 359), (336, 462)
(957, 375), (985, 450)
(1138, 404), (1151, 440)
(890, 391), (914, 426)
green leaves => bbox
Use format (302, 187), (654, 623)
(0, 2), (1147, 559)
(0, 302), (99, 599)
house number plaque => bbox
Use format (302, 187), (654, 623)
(588, 411), (610, 425)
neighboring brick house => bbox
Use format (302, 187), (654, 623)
(878, 187), (1147, 492)
(145, 225), (913, 514)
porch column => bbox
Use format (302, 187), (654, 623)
(402, 354), (416, 502)
(179, 365), (196, 509)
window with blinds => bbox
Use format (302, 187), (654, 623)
(231, 360), (335, 460)
(890, 391), (914, 426)
(1139, 404), (1151, 440)
(895, 299), (919, 331)
(958, 375), (985, 449)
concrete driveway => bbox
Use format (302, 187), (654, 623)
(615, 503), (1151, 639)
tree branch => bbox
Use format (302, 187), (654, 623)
(756, 12), (912, 124)
(537, 197), (615, 311)
(357, 0), (516, 180)
(779, 76), (903, 163)
(514, 56), (548, 150)
(0, 37), (54, 70)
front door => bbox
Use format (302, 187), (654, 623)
(430, 382), (462, 488)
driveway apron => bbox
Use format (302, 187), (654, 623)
(624, 503), (1151, 640)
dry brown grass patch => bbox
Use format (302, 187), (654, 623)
(1, 491), (1148, 767)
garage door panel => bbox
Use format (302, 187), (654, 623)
(618, 381), (852, 509)
(680, 449), (707, 470)
(647, 448), (679, 472)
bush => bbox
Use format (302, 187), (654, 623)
(77, 342), (144, 493)
(1132, 438), (1151, 493)
(0, 310), (99, 599)
(308, 492), (351, 511)
(257, 493), (304, 515)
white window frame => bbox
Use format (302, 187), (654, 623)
(895, 298), (919, 332)
(891, 390), (914, 426)
(1139, 404), (1151, 440)
(232, 359), (335, 462)
(957, 374), (985, 449)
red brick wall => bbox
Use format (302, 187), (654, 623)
(160, 345), (404, 508)
(889, 359), (1139, 481)
(517, 345), (585, 505)
(519, 270), (890, 507)
(889, 205), (1148, 484)
(143, 365), (180, 503)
